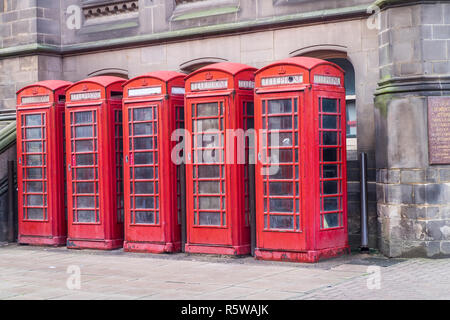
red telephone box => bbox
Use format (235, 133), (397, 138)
(122, 71), (185, 253)
(16, 81), (72, 246)
(65, 76), (126, 250)
(254, 57), (349, 262)
(184, 63), (256, 255)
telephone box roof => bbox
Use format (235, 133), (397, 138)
(16, 80), (73, 95)
(256, 57), (344, 74)
(186, 62), (257, 79)
(123, 71), (185, 87)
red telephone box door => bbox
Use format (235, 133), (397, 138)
(124, 103), (162, 239)
(255, 93), (307, 251)
(187, 96), (229, 246)
(67, 107), (103, 238)
(18, 110), (51, 234)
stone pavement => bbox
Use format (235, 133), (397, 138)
(0, 243), (449, 300)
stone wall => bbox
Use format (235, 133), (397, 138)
(375, 2), (450, 257)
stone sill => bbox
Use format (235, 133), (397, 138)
(78, 19), (139, 35)
(172, 6), (239, 22)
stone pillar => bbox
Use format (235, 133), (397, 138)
(375, 1), (450, 257)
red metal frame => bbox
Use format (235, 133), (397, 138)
(184, 63), (256, 255)
(122, 71), (185, 253)
(16, 80), (72, 246)
(65, 76), (126, 250)
(254, 57), (349, 263)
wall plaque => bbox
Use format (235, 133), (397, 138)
(428, 96), (450, 164)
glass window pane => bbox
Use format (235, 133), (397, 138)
(269, 198), (294, 213)
(323, 165), (338, 178)
(26, 181), (43, 193)
(26, 128), (42, 139)
(195, 119), (219, 131)
(133, 108), (153, 121)
(323, 181), (338, 195)
(75, 111), (93, 124)
(323, 197), (339, 212)
(76, 182), (95, 194)
(134, 137), (154, 150)
(197, 134), (221, 148)
(270, 215), (294, 230)
(323, 131), (338, 146)
(198, 181), (220, 194)
(134, 152), (154, 165)
(26, 168), (42, 179)
(198, 197), (220, 209)
(134, 167), (154, 180)
(197, 103), (218, 117)
(135, 196), (155, 209)
(27, 208), (44, 220)
(77, 210), (96, 223)
(269, 166), (293, 179)
(134, 182), (154, 194)
(75, 140), (94, 152)
(269, 132), (293, 147)
(25, 114), (42, 126)
(323, 213), (339, 228)
(76, 168), (95, 180)
(76, 154), (94, 166)
(268, 100), (292, 114)
(323, 99), (337, 113)
(75, 126), (93, 138)
(270, 149), (293, 163)
(269, 182), (293, 196)
(323, 148), (338, 162)
(76, 196), (95, 208)
(26, 155), (42, 166)
(27, 195), (43, 206)
(133, 123), (153, 136)
(135, 211), (155, 224)
(323, 115), (338, 129)
(25, 141), (43, 153)
(198, 165), (220, 178)
(198, 212), (221, 226)
(268, 116), (292, 130)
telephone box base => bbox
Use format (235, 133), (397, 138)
(123, 241), (181, 253)
(185, 244), (251, 256)
(66, 238), (123, 250)
(254, 246), (350, 263)
(18, 235), (66, 247)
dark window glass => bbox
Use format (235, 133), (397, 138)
(323, 99), (337, 113)
(77, 210), (96, 223)
(135, 211), (155, 224)
(323, 213), (339, 228)
(269, 199), (294, 213)
(323, 131), (338, 146)
(198, 212), (221, 226)
(270, 215), (294, 230)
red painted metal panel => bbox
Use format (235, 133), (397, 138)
(254, 57), (349, 262)
(16, 81), (72, 246)
(184, 63), (256, 255)
(65, 77), (126, 250)
(122, 72), (185, 253)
